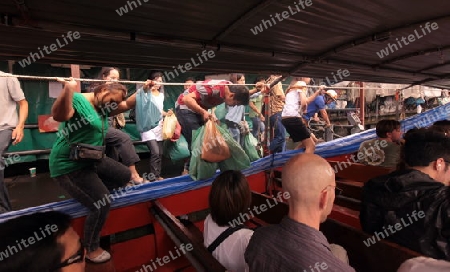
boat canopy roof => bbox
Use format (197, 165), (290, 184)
(1, 0), (450, 88)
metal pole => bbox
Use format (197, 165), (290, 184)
(359, 82), (365, 127)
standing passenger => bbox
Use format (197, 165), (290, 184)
(140, 72), (172, 181)
(0, 70), (28, 214)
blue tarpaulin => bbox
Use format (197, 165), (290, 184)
(1, 104), (449, 223)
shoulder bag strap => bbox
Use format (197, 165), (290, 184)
(207, 224), (248, 253)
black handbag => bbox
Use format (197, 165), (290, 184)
(69, 143), (105, 161)
(64, 115), (106, 162)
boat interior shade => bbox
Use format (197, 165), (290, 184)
(0, 1), (450, 88)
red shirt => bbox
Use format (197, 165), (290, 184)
(176, 79), (230, 110)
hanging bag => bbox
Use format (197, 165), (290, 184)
(201, 120), (231, 162)
(66, 116), (106, 162)
(135, 89), (161, 133)
(162, 114), (178, 140)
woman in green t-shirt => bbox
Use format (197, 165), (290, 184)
(50, 78), (154, 263)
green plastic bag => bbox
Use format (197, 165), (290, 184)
(163, 135), (190, 162)
(214, 103), (227, 123)
(189, 126), (218, 181)
(218, 126), (251, 171)
(243, 133), (260, 162)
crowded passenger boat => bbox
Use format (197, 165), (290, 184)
(1, 0), (450, 271)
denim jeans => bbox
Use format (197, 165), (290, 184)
(0, 129), (12, 213)
(225, 120), (244, 147)
(269, 112), (286, 153)
(251, 117), (265, 139)
(176, 108), (204, 171)
(105, 127), (140, 167)
(145, 140), (163, 179)
(54, 157), (130, 252)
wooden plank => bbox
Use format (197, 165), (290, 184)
(328, 161), (394, 182)
(151, 200), (226, 272)
(321, 220), (421, 272)
(70, 64), (81, 92)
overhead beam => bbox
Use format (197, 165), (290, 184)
(289, 14), (450, 74)
(6, 20), (305, 60)
(376, 45), (450, 67)
(417, 60), (450, 73)
(291, 58), (440, 80)
(212, 0), (278, 41)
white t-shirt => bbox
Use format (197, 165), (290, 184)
(140, 92), (164, 141)
(0, 71), (25, 131)
(203, 214), (253, 272)
(281, 89), (302, 118)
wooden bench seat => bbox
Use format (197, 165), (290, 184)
(328, 160), (394, 183)
(150, 200), (226, 272)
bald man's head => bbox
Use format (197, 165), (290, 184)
(282, 154), (336, 223)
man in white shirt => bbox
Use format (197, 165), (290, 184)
(0, 71), (28, 213)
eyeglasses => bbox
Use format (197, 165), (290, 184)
(52, 239), (85, 271)
(322, 185), (343, 196)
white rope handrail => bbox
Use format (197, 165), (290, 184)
(0, 73), (439, 90)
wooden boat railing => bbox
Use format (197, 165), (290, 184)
(151, 200), (226, 272)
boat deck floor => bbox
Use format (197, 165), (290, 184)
(4, 156), (185, 272)
(5, 156), (184, 212)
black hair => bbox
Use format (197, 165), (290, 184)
(229, 85), (250, 105)
(376, 119), (401, 138)
(403, 128), (450, 167)
(0, 211), (72, 272)
(254, 76), (266, 84)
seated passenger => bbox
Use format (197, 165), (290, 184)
(397, 257), (450, 272)
(0, 211), (84, 272)
(203, 170), (253, 272)
(358, 119), (402, 167)
(431, 120), (450, 134)
(245, 154), (355, 271)
(360, 128), (450, 260)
